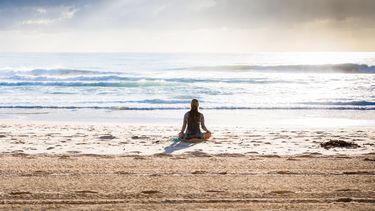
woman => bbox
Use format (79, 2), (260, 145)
(179, 99), (211, 140)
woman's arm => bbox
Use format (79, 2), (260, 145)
(180, 112), (188, 133)
(201, 114), (209, 132)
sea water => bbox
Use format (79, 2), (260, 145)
(0, 52), (374, 112)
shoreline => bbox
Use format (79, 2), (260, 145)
(1, 108), (375, 128)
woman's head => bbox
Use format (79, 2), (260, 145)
(191, 99), (199, 111)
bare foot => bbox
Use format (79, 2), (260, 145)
(204, 132), (212, 140)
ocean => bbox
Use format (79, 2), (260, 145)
(0, 52), (374, 111)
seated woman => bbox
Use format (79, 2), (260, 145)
(179, 99), (211, 140)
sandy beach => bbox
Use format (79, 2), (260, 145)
(0, 120), (374, 210)
(0, 120), (374, 156)
(1, 154), (374, 210)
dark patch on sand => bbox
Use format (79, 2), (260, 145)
(320, 140), (359, 149)
(98, 135), (116, 140)
(363, 158), (375, 161)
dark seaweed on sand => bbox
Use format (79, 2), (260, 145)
(320, 139), (359, 150)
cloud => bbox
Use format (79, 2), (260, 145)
(35, 7), (47, 14)
(71, 0), (375, 29)
(1, 0), (374, 30)
(0, 0), (374, 52)
(19, 7), (78, 26)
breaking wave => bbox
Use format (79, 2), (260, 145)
(171, 63), (375, 73)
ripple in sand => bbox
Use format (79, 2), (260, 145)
(269, 190), (294, 194)
(206, 190), (225, 193)
(66, 150), (81, 154)
(9, 191), (31, 195)
(141, 190), (160, 194)
(336, 197), (353, 202)
(192, 170), (207, 174)
(335, 188), (360, 192)
(75, 190), (98, 194)
(342, 171), (373, 175)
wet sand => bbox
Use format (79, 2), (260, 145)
(0, 155), (374, 210)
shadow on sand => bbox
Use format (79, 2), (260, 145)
(163, 138), (205, 154)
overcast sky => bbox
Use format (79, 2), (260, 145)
(1, 0), (374, 52)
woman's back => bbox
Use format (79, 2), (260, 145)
(185, 110), (202, 135)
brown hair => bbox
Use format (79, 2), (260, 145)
(188, 99), (201, 124)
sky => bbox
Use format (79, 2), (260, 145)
(0, 0), (374, 53)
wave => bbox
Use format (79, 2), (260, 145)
(0, 80), (169, 87)
(0, 78), (308, 87)
(0, 68), (124, 80)
(172, 63), (375, 73)
(301, 101), (375, 106)
(77, 99), (375, 107)
(25, 68), (122, 76)
(0, 105), (374, 110)
(6, 75), (132, 81)
(1, 63), (375, 79)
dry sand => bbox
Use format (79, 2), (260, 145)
(0, 121), (374, 156)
